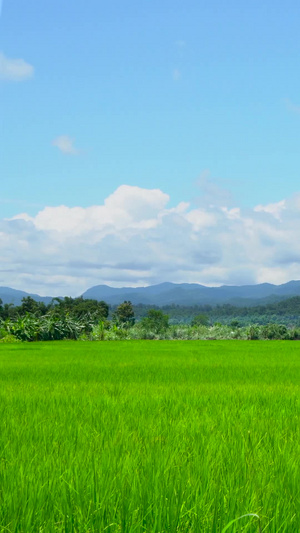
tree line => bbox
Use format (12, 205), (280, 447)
(0, 297), (170, 342)
(1, 295), (300, 342)
(133, 296), (300, 327)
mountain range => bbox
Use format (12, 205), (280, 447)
(2, 280), (300, 307)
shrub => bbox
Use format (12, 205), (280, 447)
(262, 323), (289, 340)
(0, 334), (21, 343)
(247, 325), (261, 340)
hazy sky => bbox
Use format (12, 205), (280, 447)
(1, 0), (300, 295)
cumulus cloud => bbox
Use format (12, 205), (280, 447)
(0, 51), (34, 81)
(52, 135), (79, 155)
(3, 185), (300, 295)
(254, 200), (286, 220)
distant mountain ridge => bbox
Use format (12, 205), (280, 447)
(2, 280), (300, 307)
(81, 280), (300, 306)
(0, 287), (54, 306)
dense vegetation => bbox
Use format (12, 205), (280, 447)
(1, 295), (300, 342)
(133, 296), (300, 326)
(0, 340), (298, 532)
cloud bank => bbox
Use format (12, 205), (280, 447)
(0, 51), (34, 81)
(2, 184), (300, 296)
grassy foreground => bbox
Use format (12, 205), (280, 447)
(0, 341), (299, 532)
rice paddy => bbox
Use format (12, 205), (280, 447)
(0, 340), (299, 532)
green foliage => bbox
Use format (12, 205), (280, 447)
(230, 319), (241, 328)
(247, 325), (261, 340)
(90, 320), (106, 340)
(261, 323), (289, 340)
(1, 313), (300, 342)
(0, 290), (300, 341)
(191, 313), (209, 326)
(1, 292), (300, 338)
(132, 296), (300, 327)
(7, 314), (40, 342)
(20, 296), (47, 316)
(245, 323), (290, 341)
(0, 313), (87, 342)
(140, 308), (169, 334)
(0, 333), (20, 343)
(114, 300), (135, 327)
(289, 328), (300, 340)
(105, 324), (130, 340)
(50, 296), (109, 321)
(0, 296), (109, 323)
(0, 326), (7, 339)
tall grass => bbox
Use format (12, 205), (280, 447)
(0, 340), (299, 532)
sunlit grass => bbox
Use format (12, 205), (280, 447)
(0, 340), (299, 532)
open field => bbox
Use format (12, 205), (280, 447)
(0, 341), (299, 532)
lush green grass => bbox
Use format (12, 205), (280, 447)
(0, 340), (299, 532)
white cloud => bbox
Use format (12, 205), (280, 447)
(3, 185), (300, 295)
(185, 208), (217, 231)
(52, 135), (79, 155)
(254, 200), (286, 220)
(0, 51), (34, 81)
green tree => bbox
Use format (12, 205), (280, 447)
(230, 319), (241, 328)
(114, 301), (135, 327)
(191, 314), (209, 327)
(20, 296), (47, 316)
(49, 297), (109, 322)
(140, 309), (169, 334)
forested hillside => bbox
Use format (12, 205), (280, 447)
(139, 296), (300, 326)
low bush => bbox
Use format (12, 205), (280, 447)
(0, 334), (21, 343)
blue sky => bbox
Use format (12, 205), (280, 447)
(1, 0), (300, 294)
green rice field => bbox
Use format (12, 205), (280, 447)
(0, 340), (299, 532)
